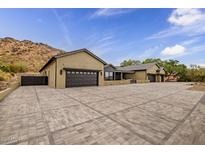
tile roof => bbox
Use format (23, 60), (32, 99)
(116, 63), (158, 71)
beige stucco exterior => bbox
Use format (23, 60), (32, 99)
(134, 71), (147, 80)
(41, 51), (104, 88)
(40, 50), (166, 88)
(147, 64), (165, 75)
(124, 73), (135, 80)
(41, 61), (56, 88)
(104, 79), (131, 86)
(124, 70), (146, 81)
(124, 71), (146, 80)
(146, 64), (165, 82)
(124, 64), (165, 82)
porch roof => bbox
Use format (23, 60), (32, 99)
(114, 70), (135, 73)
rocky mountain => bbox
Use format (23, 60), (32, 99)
(0, 37), (65, 72)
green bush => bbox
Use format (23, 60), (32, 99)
(10, 63), (27, 73)
(182, 68), (205, 82)
(0, 63), (27, 73)
(0, 63), (11, 72)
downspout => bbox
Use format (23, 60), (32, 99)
(55, 59), (57, 88)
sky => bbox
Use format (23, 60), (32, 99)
(0, 8), (205, 67)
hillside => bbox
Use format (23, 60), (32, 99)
(0, 37), (65, 72)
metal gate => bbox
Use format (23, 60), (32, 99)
(21, 76), (48, 86)
(66, 70), (98, 87)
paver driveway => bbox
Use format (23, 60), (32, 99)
(0, 83), (205, 144)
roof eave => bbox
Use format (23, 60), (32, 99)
(39, 57), (56, 72)
(55, 48), (107, 65)
(39, 48), (107, 72)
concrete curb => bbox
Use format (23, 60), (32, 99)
(0, 82), (19, 102)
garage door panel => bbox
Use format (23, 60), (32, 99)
(148, 74), (156, 82)
(66, 70), (98, 87)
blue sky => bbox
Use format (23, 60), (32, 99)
(0, 8), (205, 66)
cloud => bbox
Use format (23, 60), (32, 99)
(161, 44), (186, 56)
(199, 64), (205, 68)
(147, 9), (205, 39)
(168, 9), (205, 26)
(90, 9), (136, 18)
(181, 37), (201, 46)
(52, 9), (72, 47)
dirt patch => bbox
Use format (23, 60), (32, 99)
(188, 82), (205, 92)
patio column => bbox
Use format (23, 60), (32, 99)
(113, 72), (115, 80)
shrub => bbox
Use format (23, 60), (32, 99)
(0, 63), (27, 73)
(9, 63), (27, 73)
(0, 63), (11, 72)
(0, 70), (12, 81)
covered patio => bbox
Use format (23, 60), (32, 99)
(104, 64), (134, 81)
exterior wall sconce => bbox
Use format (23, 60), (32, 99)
(100, 71), (102, 76)
(60, 69), (63, 75)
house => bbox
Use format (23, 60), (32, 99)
(104, 64), (134, 80)
(39, 48), (165, 88)
(165, 72), (179, 82)
(39, 48), (107, 88)
(104, 63), (165, 82)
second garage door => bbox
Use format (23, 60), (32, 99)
(66, 70), (98, 87)
(148, 74), (156, 82)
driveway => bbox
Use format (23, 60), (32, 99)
(0, 83), (205, 144)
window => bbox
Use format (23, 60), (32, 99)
(105, 72), (113, 80)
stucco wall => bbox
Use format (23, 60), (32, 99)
(135, 71), (147, 80)
(156, 74), (161, 82)
(56, 52), (104, 88)
(103, 79), (131, 86)
(147, 65), (165, 75)
(124, 73), (136, 80)
(124, 71), (146, 80)
(41, 61), (56, 88)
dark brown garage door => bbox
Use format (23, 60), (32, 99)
(66, 70), (98, 87)
(148, 74), (156, 82)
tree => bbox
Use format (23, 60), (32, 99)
(142, 58), (163, 66)
(120, 59), (141, 67)
(120, 58), (205, 82)
(186, 65), (205, 82)
(175, 64), (187, 81)
(163, 60), (180, 75)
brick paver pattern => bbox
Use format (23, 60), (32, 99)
(0, 83), (205, 144)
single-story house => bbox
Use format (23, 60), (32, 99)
(39, 48), (165, 88)
(104, 64), (134, 80)
(104, 63), (165, 82)
(39, 48), (107, 88)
